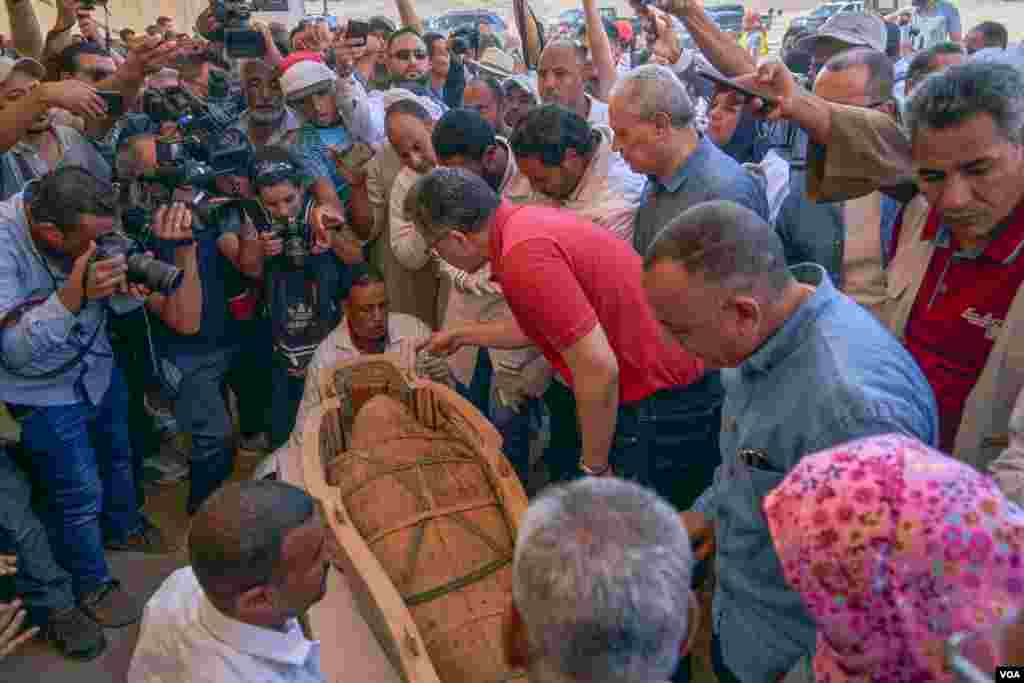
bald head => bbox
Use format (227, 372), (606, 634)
(189, 481), (316, 609)
(643, 201), (797, 369)
(538, 40), (586, 112)
(646, 200), (791, 296)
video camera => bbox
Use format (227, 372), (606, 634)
(450, 26), (480, 57)
(142, 85), (250, 176)
(211, 0), (266, 58)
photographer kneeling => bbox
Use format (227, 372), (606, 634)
(0, 166), (197, 629)
(117, 133), (266, 515)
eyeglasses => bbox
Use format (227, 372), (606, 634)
(391, 49), (427, 61)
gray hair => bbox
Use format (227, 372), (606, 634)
(609, 64), (695, 129)
(513, 478), (692, 683)
(905, 61), (1024, 146)
(403, 167), (502, 246)
(645, 200), (793, 297)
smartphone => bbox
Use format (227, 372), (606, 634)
(97, 90), (124, 117)
(697, 69), (779, 107)
(346, 19), (370, 47)
(338, 142), (374, 171)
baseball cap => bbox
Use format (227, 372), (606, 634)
(797, 12), (887, 54)
(0, 56), (46, 84)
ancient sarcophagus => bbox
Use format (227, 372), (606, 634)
(301, 354), (529, 683)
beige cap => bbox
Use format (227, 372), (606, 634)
(0, 56), (46, 84)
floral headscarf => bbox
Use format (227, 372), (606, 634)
(764, 434), (1024, 682)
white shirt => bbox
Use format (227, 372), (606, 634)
(267, 313), (434, 485)
(127, 568), (323, 683)
(509, 126), (640, 242)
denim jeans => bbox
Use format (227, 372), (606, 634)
(611, 371), (724, 511)
(455, 349), (538, 485)
(15, 367), (141, 598)
(165, 347), (239, 516)
(269, 361), (307, 453)
(0, 448), (76, 623)
(226, 318), (273, 436)
(543, 372), (724, 511)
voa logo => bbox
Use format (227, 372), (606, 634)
(998, 667), (1023, 679)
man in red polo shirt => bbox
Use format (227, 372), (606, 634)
(409, 168), (722, 510)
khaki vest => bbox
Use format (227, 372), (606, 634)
(883, 196), (1024, 474)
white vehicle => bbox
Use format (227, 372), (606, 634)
(790, 1), (865, 31)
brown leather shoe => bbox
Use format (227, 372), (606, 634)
(105, 520), (177, 554)
(79, 580), (143, 628)
(46, 606), (106, 661)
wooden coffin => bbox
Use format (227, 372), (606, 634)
(301, 354), (529, 683)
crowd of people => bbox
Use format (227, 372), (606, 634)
(0, 0), (1022, 679)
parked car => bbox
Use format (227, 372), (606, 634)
(424, 10), (509, 38)
(550, 7), (620, 40)
(705, 3), (746, 35)
(789, 1), (864, 32)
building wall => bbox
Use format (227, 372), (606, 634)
(0, 0), (206, 42)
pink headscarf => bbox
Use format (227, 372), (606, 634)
(764, 434), (1024, 682)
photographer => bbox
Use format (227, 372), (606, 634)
(248, 147), (356, 449)
(116, 133), (265, 514)
(0, 166), (195, 630)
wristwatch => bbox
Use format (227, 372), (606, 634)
(578, 456), (611, 476)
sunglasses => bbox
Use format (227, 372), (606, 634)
(391, 49), (427, 61)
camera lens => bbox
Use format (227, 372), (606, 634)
(126, 253), (184, 294)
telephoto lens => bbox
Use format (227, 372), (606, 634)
(93, 233), (184, 295)
(126, 253), (184, 294)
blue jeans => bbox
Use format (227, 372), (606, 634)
(15, 367), (141, 598)
(611, 371), (724, 511)
(0, 448), (76, 623)
(455, 349), (538, 485)
(544, 372), (724, 511)
(165, 347), (239, 515)
(269, 361), (307, 453)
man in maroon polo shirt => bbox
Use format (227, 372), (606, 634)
(409, 168), (722, 510)
(897, 61), (1024, 452)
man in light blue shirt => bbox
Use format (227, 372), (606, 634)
(0, 167), (199, 629)
(643, 201), (938, 683)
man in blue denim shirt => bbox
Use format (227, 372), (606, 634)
(644, 201), (938, 683)
(0, 167), (200, 631)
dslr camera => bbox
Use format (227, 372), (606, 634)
(272, 215), (309, 270)
(93, 232), (184, 294)
(211, 0), (266, 58)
